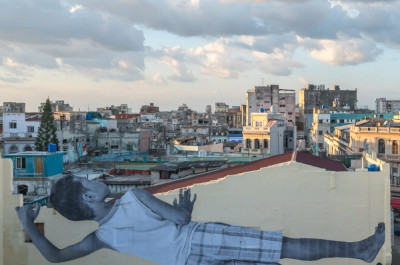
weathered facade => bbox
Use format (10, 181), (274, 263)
(376, 98), (400, 114)
(246, 85), (295, 127)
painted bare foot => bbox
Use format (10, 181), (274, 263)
(358, 222), (385, 263)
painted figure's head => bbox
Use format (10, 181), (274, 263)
(50, 176), (98, 221)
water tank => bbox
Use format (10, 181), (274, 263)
(260, 108), (264, 113)
(367, 164), (379, 172)
(48, 143), (57, 152)
(86, 113), (92, 120)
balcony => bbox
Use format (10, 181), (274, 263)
(377, 154), (400, 162)
(243, 126), (270, 134)
(352, 126), (400, 134)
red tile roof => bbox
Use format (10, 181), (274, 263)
(295, 152), (347, 172)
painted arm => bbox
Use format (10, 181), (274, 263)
(132, 188), (196, 225)
(15, 204), (110, 263)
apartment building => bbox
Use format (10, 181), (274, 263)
(242, 112), (286, 156)
(299, 85), (357, 143)
(376, 98), (400, 114)
(246, 85), (295, 127)
(2, 112), (41, 154)
(310, 107), (391, 152)
(2, 102), (25, 113)
(38, 100), (73, 113)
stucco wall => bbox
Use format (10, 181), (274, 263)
(0, 156), (392, 265)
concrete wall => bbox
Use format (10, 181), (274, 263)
(0, 156), (392, 265)
(300, 88), (358, 114)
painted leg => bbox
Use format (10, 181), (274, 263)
(280, 222), (385, 263)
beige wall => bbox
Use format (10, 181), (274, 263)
(0, 156), (392, 265)
(350, 128), (400, 155)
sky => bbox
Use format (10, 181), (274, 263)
(1, 0), (400, 112)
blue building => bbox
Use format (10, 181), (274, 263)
(328, 113), (394, 133)
(228, 128), (243, 142)
(4, 151), (64, 178)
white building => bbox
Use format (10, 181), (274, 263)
(375, 98), (400, 114)
(246, 85), (295, 127)
(2, 113), (41, 154)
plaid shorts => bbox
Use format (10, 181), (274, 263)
(186, 223), (282, 265)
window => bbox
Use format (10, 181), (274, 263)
(331, 119), (336, 123)
(264, 139), (269, 149)
(280, 105), (285, 107)
(255, 121), (262, 127)
(340, 119), (344, 123)
(288, 120), (293, 123)
(62, 139), (68, 144)
(16, 157), (26, 169)
(319, 143), (323, 148)
(319, 119), (323, 124)
(378, 139), (385, 154)
(9, 122), (17, 129)
(255, 139), (260, 149)
(392, 167), (399, 174)
(318, 131), (323, 135)
(246, 139), (251, 148)
(393, 140), (398, 155)
(24, 146), (33, 152)
(110, 145), (119, 149)
(288, 112), (293, 115)
(27, 126), (34, 132)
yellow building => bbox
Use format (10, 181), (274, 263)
(0, 152), (392, 265)
(242, 113), (285, 155)
(349, 119), (400, 186)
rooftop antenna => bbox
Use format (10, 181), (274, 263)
(261, 77), (264, 86)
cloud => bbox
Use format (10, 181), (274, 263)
(253, 50), (303, 76)
(159, 47), (196, 82)
(300, 35), (383, 65)
(0, 0), (146, 82)
(298, 76), (309, 86)
(2, 0), (399, 86)
(190, 39), (252, 79)
(0, 0), (144, 52)
(152, 72), (168, 85)
(71, 0), (266, 37)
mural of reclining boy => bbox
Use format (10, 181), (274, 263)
(16, 176), (385, 265)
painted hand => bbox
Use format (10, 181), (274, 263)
(173, 188), (197, 214)
(15, 203), (40, 226)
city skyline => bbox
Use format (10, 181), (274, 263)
(1, 0), (400, 112)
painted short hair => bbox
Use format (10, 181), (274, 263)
(49, 176), (95, 221)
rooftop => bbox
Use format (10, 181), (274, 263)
(4, 151), (64, 157)
(144, 151), (347, 195)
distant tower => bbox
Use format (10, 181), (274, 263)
(205, 105), (212, 115)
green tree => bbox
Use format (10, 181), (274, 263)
(35, 98), (59, 151)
